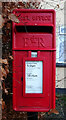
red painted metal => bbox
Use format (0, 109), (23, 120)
(12, 9), (56, 112)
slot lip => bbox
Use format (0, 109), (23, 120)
(15, 24), (54, 27)
(15, 32), (53, 34)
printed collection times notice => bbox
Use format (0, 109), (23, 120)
(25, 61), (43, 93)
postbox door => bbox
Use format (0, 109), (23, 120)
(13, 49), (54, 111)
(19, 51), (51, 108)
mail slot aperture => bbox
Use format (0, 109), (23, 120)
(16, 26), (53, 33)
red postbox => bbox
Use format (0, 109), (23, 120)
(12, 9), (56, 112)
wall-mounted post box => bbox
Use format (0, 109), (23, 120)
(12, 9), (56, 112)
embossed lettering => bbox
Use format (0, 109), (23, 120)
(40, 38), (46, 47)
(32, 15), (51, 21)
(16, 13), (52, 22)
(19, 15), (29, 21)
(24, 36), (38, 47)
(24, 36), (47, 47)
